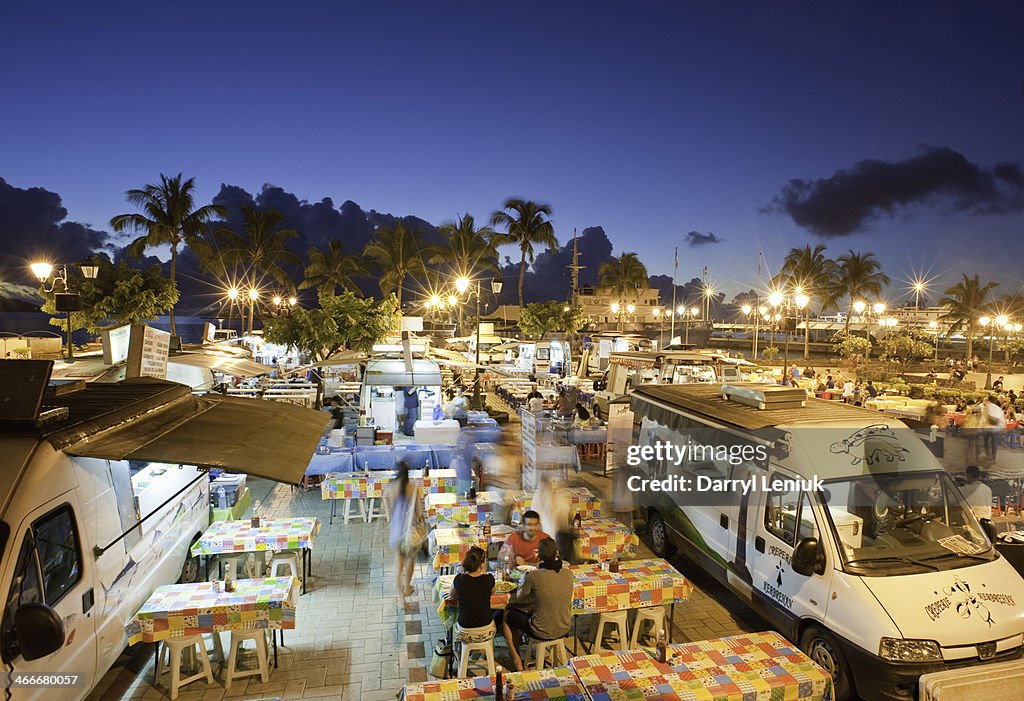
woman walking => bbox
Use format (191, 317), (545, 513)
(388, 460), (425, 599)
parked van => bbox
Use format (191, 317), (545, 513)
(629, 382), (1024, 701)
(592, 351), (746, 420)
(0, 360), (328, 700)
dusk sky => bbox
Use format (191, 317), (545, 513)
(2, 1), (1022, 301)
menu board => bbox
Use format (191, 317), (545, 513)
(126, 324), (170, 379)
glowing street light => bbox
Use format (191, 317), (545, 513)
(30, 262), (54, 281)
(455, 276), (471, 294)
(610, 302), (620, 314)
(227, 287), (240, 300)
(272, 295), (282, 306)
(288, 296), (297, 306)
(676, 305), (685, 316)
(794, 293), (810, 310)
(741, 304), (752, 315)
(626, 304), (636, 314)
(768, 291), (784, 308)
(872, 302), (886, 316)
(447, 295), (458, 308)
(690, 307), (700, 317)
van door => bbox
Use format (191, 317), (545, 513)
(747, 469), (831, 640)
(1, 497), (97, 699)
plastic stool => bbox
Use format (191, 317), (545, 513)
(630, 606), (667, 649)
(155, 634), (214, 700)
(365, 496), (390, 522)
(269, 551), (300, 579)
(342, 498), (366, 524)
(592, 610), (629, 651)
(457, 639), (496, 677)
(526, 636), (568, 670)
(224, 629), (270, 688)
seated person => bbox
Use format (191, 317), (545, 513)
(574, 404), (599, 429)
(495, 537), (573, 671)
(446, 388), (470, 427)
(526, 389), (546, 413)
(447, 546), (496, 640)
(501, 510), (551, 565)
(954, 399), (968, 413)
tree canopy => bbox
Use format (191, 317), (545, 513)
(519, 302), (587, 338)
(262, 291), (399, 362)
(41, 259), (179, 335)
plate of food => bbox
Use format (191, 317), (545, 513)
(494, 580), (517, 593)
(515, 564), (536, 573)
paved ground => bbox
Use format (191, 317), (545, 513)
(89, 460), (767, 701)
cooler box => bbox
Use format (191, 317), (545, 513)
(211, 473), (246, 507)
(414, 419), (461, 445)
(919, 659), (1024, 700)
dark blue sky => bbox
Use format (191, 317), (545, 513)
(1, 1), (1022, 301)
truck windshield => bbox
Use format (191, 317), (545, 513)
(821, 471), (994, 575)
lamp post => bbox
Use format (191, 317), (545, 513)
(684, 307), (700, 345)
(929, 320), (939, 363)
(653, 307), (664, 349)
(457, 276), (502, 409)
(769, 289), (809, 385)
(979, 316), (993, 390)
(247, 287), (260, 336)
(31, 261), (99, 362)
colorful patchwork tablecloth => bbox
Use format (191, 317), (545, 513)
(664, 631), (833, 701)
(571, 558), (692, 615)
(320, 472), (393, 500)
(402, 666), (586, 701)
(414, 468), (460, 494)
(570, 649), (694, 701)
(575, 518), (639, 562)
(435, 557), (690, 624)
(125, 577), (298, 645)
(190, 517), (320, 556)
(431, 525), (515, 570)
(511, 488), (601, 525)
(425, 491), (500, 526)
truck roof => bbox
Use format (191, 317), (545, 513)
(631, 383), (896, 431)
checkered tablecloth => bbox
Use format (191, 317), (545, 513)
(570, 558), (692, 615)
(320, 473), (393, 500)
(190, 517), (320, 556)
(511, 488), (601, 525)
(664, 631), (833, 701)
(414, 468), (460, 494)
(402, 666), (586, 701)
(125, 577), (298, 645)
(435, 557), (690, 623)
(424, 491), (500, 526)
(575, 518), (639, 562)
(570, 649), (682, 700)
(431, 525), (515, 571)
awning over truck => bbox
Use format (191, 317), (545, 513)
(169, 352), (275, 378)
(61, 389), (329, 484)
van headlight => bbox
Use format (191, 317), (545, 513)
(878, 637), (942, 662)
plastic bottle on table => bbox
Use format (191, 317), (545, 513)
(216, 486), (227, 509)
(224, 562), (236, 593)
(251, 501), (261, 528)
(424, 458), (431, 478)
(483, 513), (492, 538)
(656, 629), (667, 663)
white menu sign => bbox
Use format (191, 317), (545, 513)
(126, 324), (170, 379)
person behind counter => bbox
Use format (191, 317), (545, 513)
(961, 465), (993, 521)
(446, 387), (470, 426)
(495, 537), (573, 671)
(500, 510), (550, 565)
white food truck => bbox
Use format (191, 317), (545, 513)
(0, 360), (328, 700)
(359, 357), (444, 434)
(629, 382), (1024, 701)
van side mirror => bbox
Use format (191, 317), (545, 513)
(980, 518), (997, 544)
(13, 603), (65, 661)
(791, 537), (824, 577)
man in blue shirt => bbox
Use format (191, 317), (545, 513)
(402, 386), (420, 436)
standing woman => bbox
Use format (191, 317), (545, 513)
(388, 460), (425, 599)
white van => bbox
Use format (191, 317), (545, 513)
(628, 382), (1024, 701)
(0, 360), (328, 700)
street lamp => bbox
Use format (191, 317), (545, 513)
(769, 289), (810, 385)
(30, 260), (99, 361)
(457, 276), (503, 409)
(247, 287), (260, 335)
(929, 320), (939, 362)
(979, 316), (995, 389)
(684, 307), (700, 345)
(653, 308), (665, 348)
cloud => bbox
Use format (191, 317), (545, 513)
(0, 177), (109, 283)
(768, 146), (1024, 237)
(495, 226), (615, 305)
(685, 230), (722, 246)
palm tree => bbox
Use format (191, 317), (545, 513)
(490, 198), (558, 308)
(430, 214), (500, 280)
(300, 240), (367, 298)
(110, 173), (226, 336)
(215, 206), (302, 289)
(777, 244), (838, 358)
(363, 222), (428, 307)
(834, 251), (890, 335)
(939, 274), (999, 361)
(599, 253), (649, 332)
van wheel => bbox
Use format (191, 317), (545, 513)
(178, 536), (202, 584)
(647, 511), (676, 559)
(800, 626), (853, 700)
